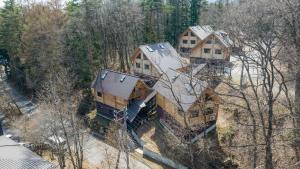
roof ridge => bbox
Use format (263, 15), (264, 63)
(101, 69), (140, 79)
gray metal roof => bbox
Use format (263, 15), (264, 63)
(214, 30), (233, 48)
(139, 42), (186, 74)
(189, 25), (214, 40)
(0, 136), (55, 169)
(92, 70), (140, 100)
(154, 68), (207, 112)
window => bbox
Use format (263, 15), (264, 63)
(206, 40), (212, 44)
(215, 49), (222, 54)
(144, 64), (150, 70)
(191, 111), (199, 118)
(182, 40), (188, 44)
(191, 32), (196, 37)
(143, 55), (148, 60)
(184, 32), (188, 36)
(191, 40), (196, 44)
(97, 92), (102, 97)
(180, 47), (191, 53)
(204, 48), (211, 54)
(136, 63), (141, 68)
(205, 93), (213, 101)
(136, 53), (141, 59)
(204, 108), (214, 115)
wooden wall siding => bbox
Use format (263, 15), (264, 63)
(129, 80), (149, 100)
(93, 91), (128, 111)
(156, 93), (189, 127)
(178, 30), (200, 49)
(157, 88), (220, 128)
(132, 51), (161, 78)
(191, 36), (225, 60)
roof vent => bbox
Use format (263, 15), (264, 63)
(120, 75), (126, 82)
(159, 44), (165, 49)
(101, 70), (108, 80)
(146, 46), (154, 52)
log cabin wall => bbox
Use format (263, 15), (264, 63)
(190, 35), (228, 61)
(156, 89), (220, 129)
(93, 88), (128, 110)
(132, 50), (161, 78)
(156, 93), (187, 126)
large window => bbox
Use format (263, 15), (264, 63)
(144, 64), (150, 70)
(204, 48), (211, 54)
(215, 49), (222, 54)
(136, 63), (141, 68)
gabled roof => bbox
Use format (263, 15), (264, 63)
(138, 42), (187, 74)
(188, 25), (214, 40)
(0, 136), (56, 169)
(91, 70), (141, 100)
(153, 68), (207, 112)
(192, 31), (233, 52)
(214, 30), (233, 48)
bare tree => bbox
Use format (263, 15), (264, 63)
(34, 69), (85, 169)
(220, 0), (297, 168)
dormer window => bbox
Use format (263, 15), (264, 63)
(101, 71), (108, 79)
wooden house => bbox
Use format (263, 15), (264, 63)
(131, 42), (187, 78)
(153, 68), (219, 130)
(178, 26), (233, 65)
(178, 25), (214, 55)
(91, 70), (156, 126)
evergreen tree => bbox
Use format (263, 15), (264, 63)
(0, 0), (22, 57)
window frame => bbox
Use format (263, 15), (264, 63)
(204, 48), (211, 54)
(144, 64), (150, 70)
(191, 111), (199, 118)
(136, 62), (141, 68)
(215, 49), (222, 54)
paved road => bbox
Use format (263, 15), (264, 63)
(84, 135), (151, 169)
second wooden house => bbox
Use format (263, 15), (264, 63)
(131, 42), (187, 79)
(153, 68), (220, 140)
